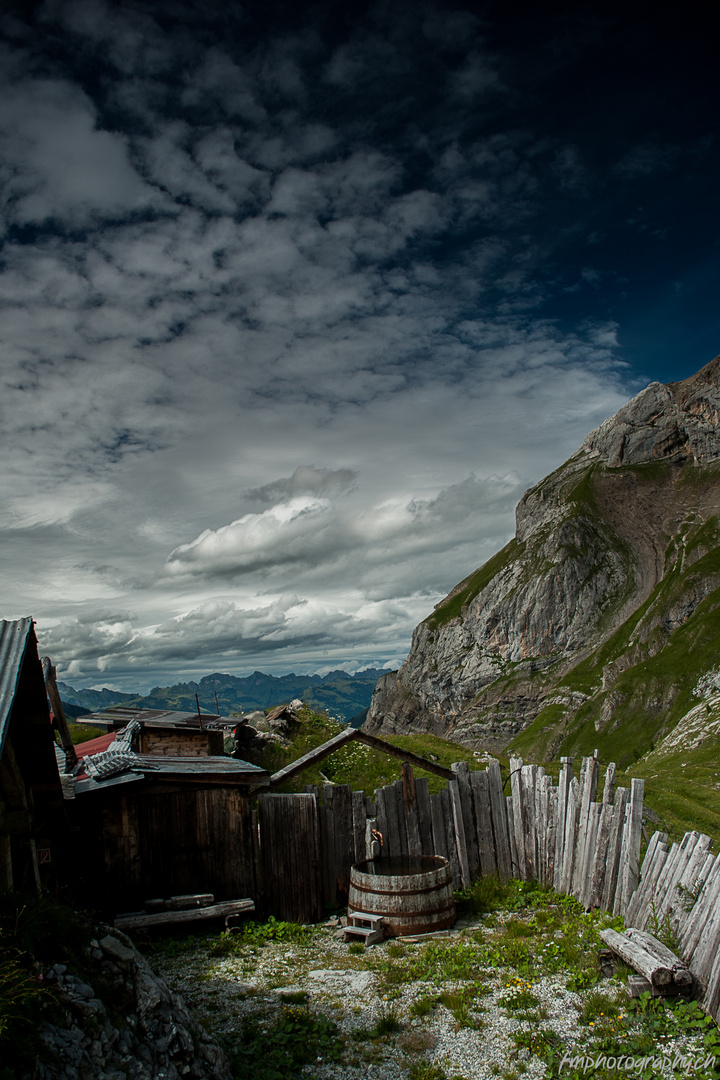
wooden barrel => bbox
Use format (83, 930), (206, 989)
(348, 855), (456, 937)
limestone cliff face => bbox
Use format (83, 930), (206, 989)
(365, 356), (720, 766)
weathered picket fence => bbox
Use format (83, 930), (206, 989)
(258, 751), (644, 926)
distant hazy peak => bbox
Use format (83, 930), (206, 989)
(582, 354), (720, 469)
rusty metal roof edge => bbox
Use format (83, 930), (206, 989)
(0, 617), (35, 759)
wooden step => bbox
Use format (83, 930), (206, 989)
(343, 924), (384, 946)
(347, 910), (384, 927)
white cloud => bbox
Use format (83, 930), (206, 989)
(0, 2), (648, 691)
(0, 78), (161, 228)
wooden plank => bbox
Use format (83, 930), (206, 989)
(572, 757), (595, 897)
(671, 834), (714, 941)
(617, 778), (644, 913)
(115, 897), (255, 930)
(634, 841), (670, 931)
(587, 800), (613, 911)
(382, 780), (403, 857)
(393, 780), (409, 856)
(332, 784), (354, 903)
(374, 786), (388, 859)
(351, 789), (366, 866)
(624, 829), (666, 927)
(506, 795), (519, 878)
(429, 791), (448, 860)
(415, 777), (434, 856)
(321, 786), (336, 906)
(553, 759), (572, 891)
(487, 759), (511, 879)
(654, 831), (699, 920)
(509, 756), (525, 880)
(601, 787), (628, 913)
(520, 765), (537, 880)
(681, 852), (720, 957)
(440, 786), (461, 886)
(401, 763), (422, 857)
(546, 785), (558, 889)
(251, 807), (261, 915)
(703, 948), (720, 1021)
(642, 841), (680, 930)
(602, 762), (616, 805)
(536, 773), (549, 885)
(448, 778), (471, 888)
(451, 762), (480, 882)
(560, 777), (579, 896)
(690, 862), (720, 990)
(470, 769), (496, 876)
(580, 802), (601, 909)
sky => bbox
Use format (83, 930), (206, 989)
(1, 0), (718, 691)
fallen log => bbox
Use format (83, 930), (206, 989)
(625, 927), (693, 988)
(600, 926), (672, 986)
(115, 898), (254, 931)
(599, 927), (692, 990)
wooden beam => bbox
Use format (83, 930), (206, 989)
(352, 732), (454, 781)
(268, 727), (455, 788)
(41, 657), (78, 770)
(269, 728), (357, 786)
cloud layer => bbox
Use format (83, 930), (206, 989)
(1, 1), (715, 689)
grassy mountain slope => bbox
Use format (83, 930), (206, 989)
(365, 359), (720, 838)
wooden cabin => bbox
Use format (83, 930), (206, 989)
(0, 617), (66, 894)
(68, 730), (269, 916)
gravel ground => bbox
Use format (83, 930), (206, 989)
(149, 916), (713, 1080)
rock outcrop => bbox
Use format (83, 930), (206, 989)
(365, 356), (720, 766)
(33, 928), (232, 1080)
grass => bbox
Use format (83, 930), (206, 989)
(245, 703), (480, 796)
(68, 722), (107, 743)
(222, 1004), (343, 1080)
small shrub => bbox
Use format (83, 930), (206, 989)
(373, 1005), (402, 1036)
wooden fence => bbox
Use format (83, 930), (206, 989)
(257, 751), (643, 923)
(256, 752), (720, 1024)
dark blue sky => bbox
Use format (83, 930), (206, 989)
(1, 0), (717, 688)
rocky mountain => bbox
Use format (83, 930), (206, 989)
(60, 668), (386, 723)
(365, 356), (720, 770)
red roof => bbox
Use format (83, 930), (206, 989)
(75, 732), (117, 778)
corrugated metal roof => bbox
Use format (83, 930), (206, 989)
(0, 617), (34, 759)
(78, 707), (236, 731)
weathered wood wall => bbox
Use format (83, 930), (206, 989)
(258, 793), (322, 923)
(139, 729), (225, 756)
(81, 785), (257, 912)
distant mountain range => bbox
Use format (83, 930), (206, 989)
(59, 668), (387, 724)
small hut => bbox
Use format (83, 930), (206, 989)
(74, 705), (234, 756)
(0, 617), (66, 894)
